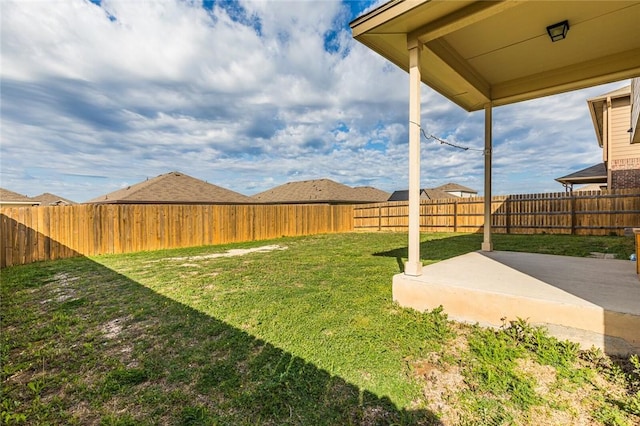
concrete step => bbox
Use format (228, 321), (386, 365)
(393, 251), (640, 355)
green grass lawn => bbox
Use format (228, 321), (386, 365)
(2, 232), (639, 425)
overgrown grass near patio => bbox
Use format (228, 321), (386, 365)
(2, 232), (639, 425)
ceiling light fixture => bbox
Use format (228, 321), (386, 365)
(546, 20), (569, 42)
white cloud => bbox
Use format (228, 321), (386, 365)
(0, 0), (628, 202)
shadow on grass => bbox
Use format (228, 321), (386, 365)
(373, 233), (483, 272)
(2, 255), (443, 425)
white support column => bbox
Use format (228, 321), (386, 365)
(482, 102), (493, 252)
(405, 44), (423, 276)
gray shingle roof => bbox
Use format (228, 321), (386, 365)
(85, 171), (254, 204)
(251, 179), (389, 204)
(555, 163), (607, 185)
(433, 182), (477, 194)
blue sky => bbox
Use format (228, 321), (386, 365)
(0, 0), (627, 202)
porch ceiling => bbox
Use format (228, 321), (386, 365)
(350, 0), (640, 112)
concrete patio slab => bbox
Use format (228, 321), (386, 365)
(393, 251), (640, 355)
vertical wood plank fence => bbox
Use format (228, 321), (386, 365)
(3, 189), (639, 268)
(354, 189), (640, 235)
(1, 204), (354, 268)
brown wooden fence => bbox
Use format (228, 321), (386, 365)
(3, 190), (639, 268)
(0, 203), (354, 268)
(354, 189), (640, 235)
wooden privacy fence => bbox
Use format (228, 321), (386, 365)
(354, 189), (640, 235)
(3, 190), (639, 268)
(0, 203), (354, 268)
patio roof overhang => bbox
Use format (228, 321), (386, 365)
(350, 0), (640, 112)
(350, 0), (640, 277)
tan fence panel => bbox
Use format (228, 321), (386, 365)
(353, 189), (640, 236)
(3, 190), (637, 269)
(1, 203), (355, 268)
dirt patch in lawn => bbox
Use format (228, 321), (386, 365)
(157, 244), (288, 263)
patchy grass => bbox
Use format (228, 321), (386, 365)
(2, 232), (638, 425)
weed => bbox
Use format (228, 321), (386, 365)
(99, 414), (141, 426)
(1, 398), (27, 424)
(465, 326), (539, 410)
(180, 405), (215, 425)
(101, 367), (149, 395)
(593, 404), (632, 426)
(27, 379), (44, 399)
(502, 318), (590, 384)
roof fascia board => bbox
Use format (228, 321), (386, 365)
(555, 176), (607, 184)
(586, 87), (631, 103)
(489, 47), (640, 109)
(555, 176), (607, 183)
(587, 98), (605, 148)
(409, 0), (521, 45)
(350, 0), (421, 37)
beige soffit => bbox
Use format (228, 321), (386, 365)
(350, 0), (640, 112)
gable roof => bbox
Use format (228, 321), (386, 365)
(587, 84), (631, 147)
(31, 193), (76, 206)
(433, 182), (477, 194)
(86, 171), (254, 204)
(423, 188), (457, 200)
(0, 188), (40, 205)
(388, 188), (457, 202)
(555, 163), (608, 185)
(251, 179), (388, 204)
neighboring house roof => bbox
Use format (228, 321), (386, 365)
(574, 183), (606, 192)
(351, 186), (391, 203)
(85, 171), (254, 204)
(0, 188), (40, 206)
(555, 163), (608, 185)
(433, 182), (477, 194)
(31, 193), (76, 206)
(251, 179), (388, 204)
(422, 189), (457, 200)
(388, 188), (457, 202)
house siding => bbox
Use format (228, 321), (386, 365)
(609, 95), (640, 189)
(610, 97), (634, 161)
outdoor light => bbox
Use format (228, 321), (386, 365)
(546, 20), (569, 42)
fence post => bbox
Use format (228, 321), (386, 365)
(507, 197), (512, 234)
(453, 200), (458, 233)
(378, 206), (382, 231)
(570, 193), (576, 235)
